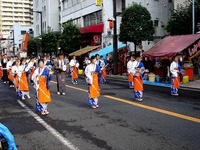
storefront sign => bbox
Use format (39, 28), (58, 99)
(188, 40), (200, 57)
(93, 35), (101, 44)
(96, 0), (102, 6)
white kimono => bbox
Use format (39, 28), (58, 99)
(85, 64), (97, 85)
(170, 61), (179, 77)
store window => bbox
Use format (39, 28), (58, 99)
(83, 11), (102, 27)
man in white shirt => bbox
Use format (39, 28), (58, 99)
(6, 57), (14, 87)
(55, 54), (67, 95)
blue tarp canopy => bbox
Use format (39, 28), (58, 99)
(89, 44), (126, 58)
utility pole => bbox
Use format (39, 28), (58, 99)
(113, 0), (118, 75)
(192, 0), (195, 34)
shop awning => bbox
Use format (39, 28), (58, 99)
(89, 44), (126, 58)
(69, 46), (100, 56)
(143, 34), (200, 57)
(80, 24), (104, 34)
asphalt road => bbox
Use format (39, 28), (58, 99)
(0, 76), (200, 150)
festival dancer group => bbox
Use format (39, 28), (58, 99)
(0, 51), (182, 114)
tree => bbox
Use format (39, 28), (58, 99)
(60, 19), (81, 55)
(166, 0), (200, 35)
(41, 27), (58, 54)
(27, 36), (37, 56)
(119, 3), (154, 53)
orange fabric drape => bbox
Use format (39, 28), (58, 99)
(90, 73), (100, 98)
(38, 76), (51, 103)
(19, 72), (29, 91)
(14, 75), (19, 88)
(102, 68), (106, 78)
(72, 66), (78, 79)
(8, 69), (14, 81)
(133, 69), (143, 91)
(128, 74), (133, 82)
(173, 75), (180, 89)
(0, 68), (3, 77)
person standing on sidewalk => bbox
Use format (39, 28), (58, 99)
(7, 57), (15, 87)
(198, 56), (200, 79)
(70, 55), (79, 84)
(18, 58), (30, 100)
(85, 56), (102, 109)
(55, 53), (67, 95)
(127, 55), (135, 88)
(0, 61), (3, 80)
(131, 53), (149, 101)
(27, 57), (36, 85)
(99, 56), (107, 83)
(32, 59), (54, 115)
(170, 55), (181, 96)
(1, 54), (8, 83)
(12, 58), (20, 92)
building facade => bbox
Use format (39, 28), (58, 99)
(0, 0), (33, 38)
(33, 0), (60, 37)
(173, 0), (186, 9)
(60, 0), (173, 51)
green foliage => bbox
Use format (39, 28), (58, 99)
(60, 19), (81, 54)
(27, 36), (37, 56)
(119, 3), (154, 44)
(41, 27), (58, 54)
(166, 0), (200, 35)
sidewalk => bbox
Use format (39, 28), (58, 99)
(107, 74), (200, 90)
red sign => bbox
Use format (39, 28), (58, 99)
(93, 35), (101, 44)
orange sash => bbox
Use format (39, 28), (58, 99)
(133, 70), (143, 91)
(19, 72), (29, 91)
(0, 68), (3, 77)
(90, 73), (100, 98)
(173, 75), (180, 89)
(72, 66), (78, 79)
(128, 73), (133, 82)
(102, 68), (106, 78)
(38, 76), (51, 103)
(8, 69), (14, 81)
(14, 75), (19, 88)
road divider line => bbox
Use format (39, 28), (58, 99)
(104, 95), (200, 124)
(17, 100), (79, 150)
(50, 81), (200, 124)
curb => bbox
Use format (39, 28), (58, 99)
(106, 75), (200, 91)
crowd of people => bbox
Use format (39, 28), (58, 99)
(0, 53), (108, 115)
(0, 52), (184, 115)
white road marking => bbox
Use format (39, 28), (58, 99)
(17, 100), (79, 150)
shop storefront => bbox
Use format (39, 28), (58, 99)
(143, 34), (200, 83)
(80, 24), (104, 47)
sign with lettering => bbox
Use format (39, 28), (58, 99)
(96, 0), (102, 6)
(188, 40), (200, 58)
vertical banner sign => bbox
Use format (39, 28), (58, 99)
(96, 0), (102, 6)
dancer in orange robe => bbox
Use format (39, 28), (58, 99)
(70, 55), (79, 84)
(170, 55), (181, 96)
(85, 56), (102, 109)
(32, 59), (53, 115)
